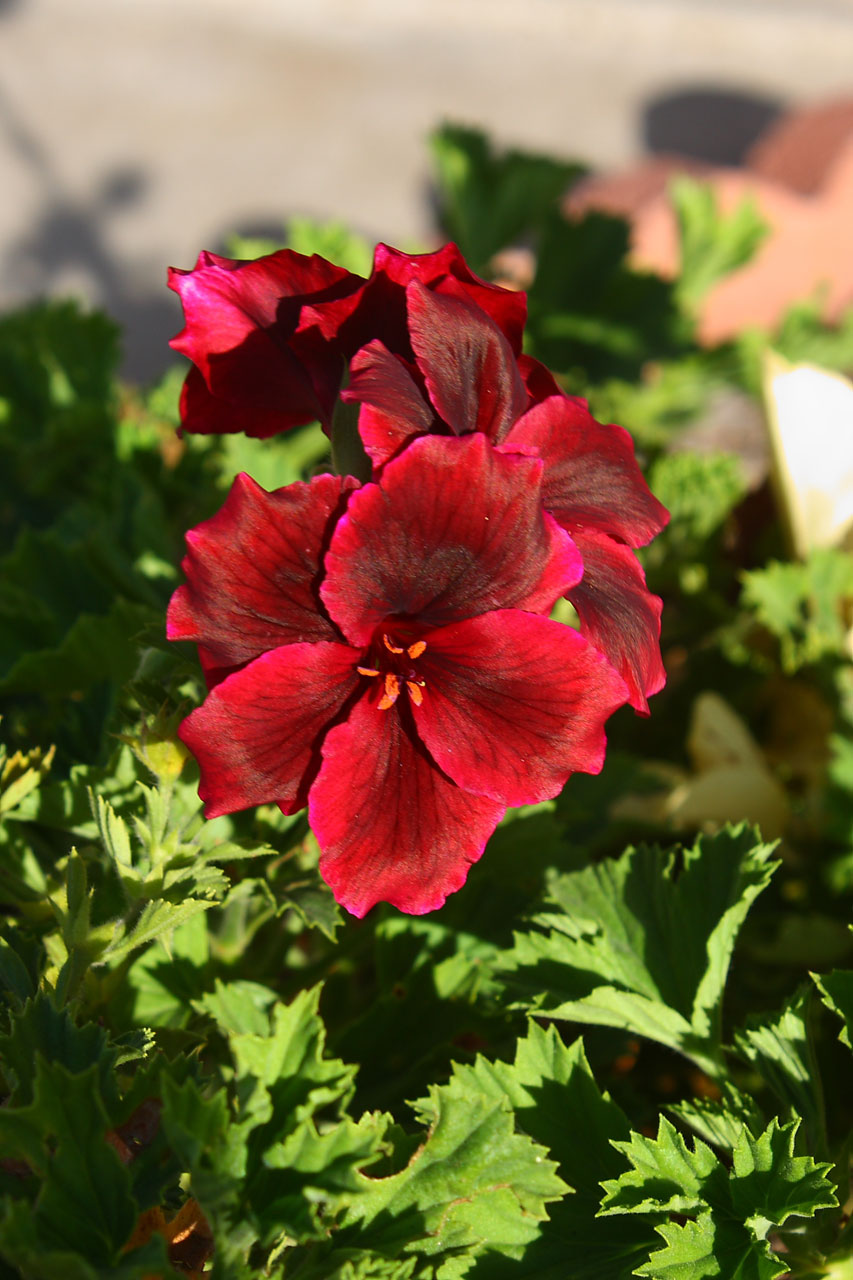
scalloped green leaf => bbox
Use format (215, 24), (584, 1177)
(0, 1059), (136, 1267)
(733, 987), (827, 1157)
(499, 826), (777, 1073)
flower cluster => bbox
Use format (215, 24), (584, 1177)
(167, 243), (668, 916)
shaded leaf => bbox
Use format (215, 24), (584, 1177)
(499, 826), (777, 1073)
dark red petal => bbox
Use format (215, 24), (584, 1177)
(178, 365), (303, 439)
(167, 471), (356, 667)
(309, 697), (505, 917)
(342, 340), (434, 467)
(567, 528), (665, 714)
(415, 611), (629, 806)
(309, 242), (527, 360)
(406, 280), (528, 443)
(179, 642), (359, 819)
(502, 395), (669, 547)
(374, 243), (528, 353)
(518, 354), (565, 406)
(168, 249), (361, 430)
(320, 434), (582, 645)
(168, 249), (359, 368)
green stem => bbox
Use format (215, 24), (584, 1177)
(329, 380), (371, 482)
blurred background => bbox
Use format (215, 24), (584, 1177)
(3, 0), (853, 381)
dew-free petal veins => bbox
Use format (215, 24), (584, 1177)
(415, 611), (630, 807)
(567, 529), (666, 714)
(406, 279), (529, 443)
(179, 642), (360, 820)
(310, 697), (506, 917)
(502, 395), (670, 547)
(167, 471), (357, 669)
(320, 434), (582, 647)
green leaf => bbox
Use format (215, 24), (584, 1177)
(0, 1058), (136, 1266)
(0, 598), (155, 698)
(649, 451), (747, 544)
(229, 986), (357, 1123)
(213, 420), (330, 492)
(729, 1120), (837, 1239)
(92, 792), (134, 873)
(603, 1118), (836, 1280)
(8, 744), (139, 837)
(281, 878), (344, 940)
(163, 986), (568, 1276)
(667, 1086), (762, 1154)
(0, 934), (35, 1004)
(100, 896), (215, 965)
(161, 985), (372, 1251)
(286, 216), (373, 276)
(671, 176), (769, 314)
(0, 992), (114, 1107)
(161, 1073), (246, 1219)
(814, 967), (853, 1049)
(733, 987), (827, 1157)
(0, 739), (55, 815)
(341, 1075), (565, 1262)
(430, 123), (583, 273)
(195, 978), (277, 1037)
(636, 1211), (784, 1280)
(737, 297), (853, 390)
(117, 908), (210, 1029)
(499, 825), (777, 1073)
(443, 1023), (658, 1279)
(0, 1212), (167, 1280)
(737, 550), (853, 673)
(526, 207), (680, 383)
(600, 1117), (722, 1217)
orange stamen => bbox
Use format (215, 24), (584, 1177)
(406, 640), (427, 659)
(377, 672), (400, 710)
(406, 680), (424, 706)
(357, 666), (380, 677)
(383, 633), (405, 654)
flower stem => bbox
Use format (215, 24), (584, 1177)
(330, 387), (371, 482)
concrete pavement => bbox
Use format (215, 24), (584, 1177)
(2, 0), (852, 379)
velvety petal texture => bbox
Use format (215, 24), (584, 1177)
(169, 249), (363, 432)
(567, 529), (666, 714)
(310, 699), (505, 917)
(167, 472), (356, 669)
(497, 394), (668, 710)
(373, 242), (527, 353)
(180, 642), (360, 819)
(406, 280), (528, 443)
(502, 395), (669, 547)
(414, 611), (629, 806)
(178, 365), (299, 440)
(342, 340), (435, 467)
(312, 242), (528, 360)
(320, 434), (582, 645)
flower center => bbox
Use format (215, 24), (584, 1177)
(357, 631), (427, 710)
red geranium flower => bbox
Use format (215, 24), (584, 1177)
(168, 434), (628, 917)
(167, 242), (539, 439)
(344, 282), (669, 712)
